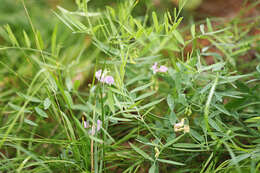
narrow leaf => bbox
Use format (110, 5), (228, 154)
(23, 30), (31, 48)
(157, 159), (185, 166)
(43, 98), (51, 110)
(24, 118), (38, 127)
(35, 107), (48, 118)
(152, 12), (159, 32)
(129, 142), (154, 161)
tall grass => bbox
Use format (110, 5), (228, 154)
(0, 0), (260, 172)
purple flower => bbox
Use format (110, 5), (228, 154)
(104, 76), (114, 85)
(96, 70), (106, 82)
(95, 69), (102, 80)
(100, 76), (106, 83)
(151, 62), (168, 74)
(151, 62), (158, 74)
(95, 69), (114, 85)
(97, 119), (102, 131)
(90, 126), (96, 135)
(87, 120), (102, 135)
(83, 121), (89, 128)
(158, 65), (168, 73)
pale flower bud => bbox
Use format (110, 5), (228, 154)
(183, 125), (190, 133)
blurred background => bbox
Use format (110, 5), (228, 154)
(0, 0), (259, 93)
(1, 0), (259, 29)
(0, 1), (259, 172)
(1, 0), (259, 76)
(1, 0), (259, 39)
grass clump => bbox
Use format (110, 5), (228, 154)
(0, 0), (260, 172)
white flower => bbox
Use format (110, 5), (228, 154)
(174, 118), (189, 133)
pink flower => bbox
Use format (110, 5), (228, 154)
(97, 119), (102, 131)
(105, 76), (114, 85)
(158, 66), (168, 72)
(95, 69), (106, 82)
(151, 62), (168, 74)
(100, 76), (106, 83)
(83, 121), (89, 128)
(151, 62), (158, 74)
(90, 126), (96, 135)
(86, 119), (102, 135)
(95, 69), (102, 80)
(95, 69), (114, 85)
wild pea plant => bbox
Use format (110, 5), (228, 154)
(0, 0), (260, 172)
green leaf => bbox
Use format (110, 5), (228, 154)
(163, 134), (184, 149)
(71, 104), (90, 112)
(36, 30), (44, 50)
(169, 111), (177, 125)
(139, 98), (164, 110)
(64, 91), (73, 108)
(244, 116), (260, 123)
(198, 62), (225, 73)
(35, 107), (48, 118)
(219, 74), (252, 84)
(65, 77), (73, 92)
(107, 90), (115, 113)
(214, 104), (231, 116)
(126, 74), (145, 86)
(200, 24), (205, 35)
(256, 64), (260, 73)
(208, 118), (223, 132)
(130, 82), (153, 93)
(135, 91), (156, 101)
(4, 24), (19, 47)
(191, 24), (195, 38)
(149, 163), (158, 173)
(172, 143), (203, 148)
(167, 94), (174, 111)
(48, 76), (58, 93)
(229, 153), (251, 166)
(51, 24), (58, 55)
(173, 30), (184, 45)
(206, 18), (213, 32)
(17, 92), (41, 103)
(152, 12), (159, 32)
(43, 98), (51, 110)
(129, 142), (154, 161)
(231, 47), (251, 56)
(178, 0), (188, 11)
(23, 30), (31, 48)
(128, 100), (143, 110)
(8, 103), (31, 113)
(109, 117), (132, 122)
(164, 13), (169, 34)
(170, 17), (183, 32)
(157, 159), (185, 166)
(190, 129), (204, 142)
(24, 118), (38, 127)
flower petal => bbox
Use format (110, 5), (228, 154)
(105, 76), (114, 85)
(151, 62), (158, 74)
(95, 69), (102, 80)
(97, 119), (102, 131)
(83, 121), (89, 128)
(158, 65), (168, 73)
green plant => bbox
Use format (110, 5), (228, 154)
(0, 0), (260, 172)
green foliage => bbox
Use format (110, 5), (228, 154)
(0, 0), (260, 172)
